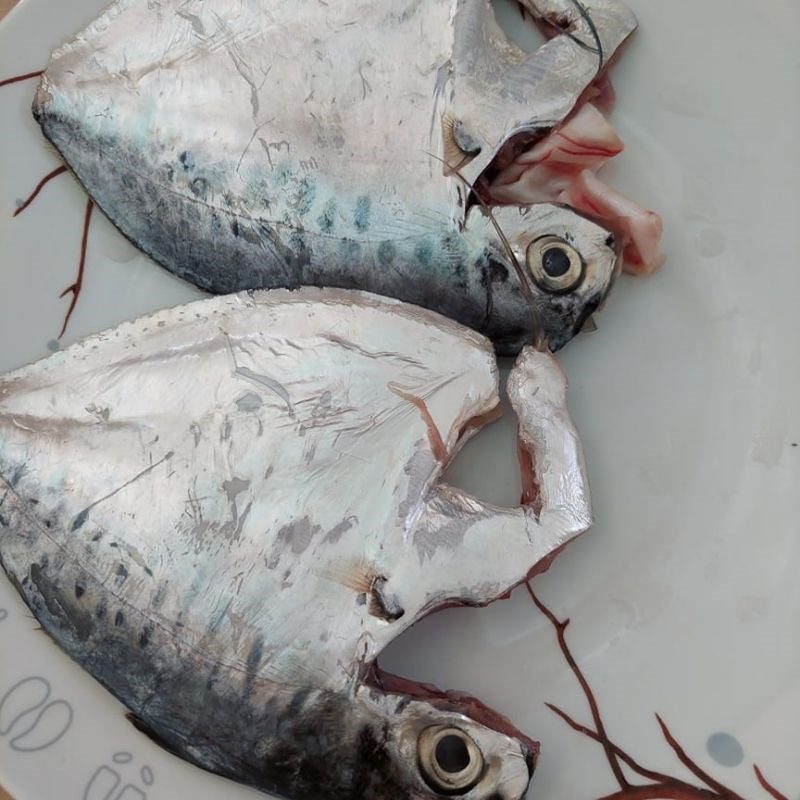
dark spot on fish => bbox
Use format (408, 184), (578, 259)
(74, 583), (85, 599)
(230, 218), (240, 237)
(317, 198), (336, 232)
(377, 240), (396, 267)
(414, 240), (433, 267)
(295, 176), (316, 216)
(144, 565), (153, 577)
(479, 254), (511, 330)
(110, 541), (119, 548)
(164, 164), (175, 182)
(440, 230), (469, 263)
(221, 419), (232, 441)
(95, 602), (107, 620)
(115, 610), (125, 627)
(289, 230), (308, 259)
(116, 563), (129, 581)
(243, 636), (265, 699)
(238, 224), (262, 247)
(324, 516), (356, 545)
(223, 476), (250, 504)
(190, 177), (209, 200)
(29, 563), (94, 642)
(206, 663), (221, 691)
(71, 508), (90, 531)
(267, 517), (322, 568)
(352, 724), (404, 796)
(246, 637), (264, 672)
(353, 195), (371, 232)
(236, 392), (263, 413)
(288, 688), (311, 718)
(139, 625), (153, 648)
(27, 497), (39, 506)
(356, 593), (367, 606)
(179, 151), (194, 171)
(43, 518), (52, 529)
(479, 254), (509, 286)
(342, 239), (361, 260)
(92, 531), (103, 542)
(10, 463), (26, 486)
(151, 583), (168, 610)
(605, 233), (616, 249)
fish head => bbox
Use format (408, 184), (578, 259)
(481, 202), (622, 351)
(357, 684), (535, 800)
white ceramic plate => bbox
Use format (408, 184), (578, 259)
(1, 2), (798, 799)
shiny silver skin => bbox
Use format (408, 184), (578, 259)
(0, 289), (592, 800)
(32, 0), (635, 353)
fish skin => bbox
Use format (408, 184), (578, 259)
(0, 289), (592, 799)
(32, 0), (635, 353)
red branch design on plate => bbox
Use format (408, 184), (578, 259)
(526, 583), (790, 800)
(3, 68), (90, 339)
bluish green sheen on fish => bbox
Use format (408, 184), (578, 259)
(0, 289), (594, 800)
(32, 0), (639, 352)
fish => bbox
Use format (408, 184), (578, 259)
(0, 288), (592, 800)
(28, 0), (663, 353)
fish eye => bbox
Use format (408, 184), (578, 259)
(418, 726), (484, 794)
(526, 236), (585, 293)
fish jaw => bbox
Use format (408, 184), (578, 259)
(486, 101), (665, 275)
(488, 102), (625, 204)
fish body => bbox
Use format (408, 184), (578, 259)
(0, 289), (592, 799)
(32, 0), (641, 352)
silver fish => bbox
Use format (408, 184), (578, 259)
(31, 0), (640, 352)
(0, 289), (591, 800)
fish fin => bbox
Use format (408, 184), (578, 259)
(441, 113), (480, 176)
(126, 711), (185, 759)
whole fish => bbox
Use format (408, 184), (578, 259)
(30, 0), (662, 353)
(0, 289), (591, 800)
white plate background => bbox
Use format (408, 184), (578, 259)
(0, 1), (798, 798)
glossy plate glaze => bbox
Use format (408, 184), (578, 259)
(0, 2), (798, 799)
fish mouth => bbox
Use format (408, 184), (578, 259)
(363, 663), (539, 775)
(465, 23), (664, 278)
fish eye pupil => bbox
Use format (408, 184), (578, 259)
(435, 734), (471, 774)
(542, 246), (571, 277)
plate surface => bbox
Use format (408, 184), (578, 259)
(1, 2), (799, 799)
